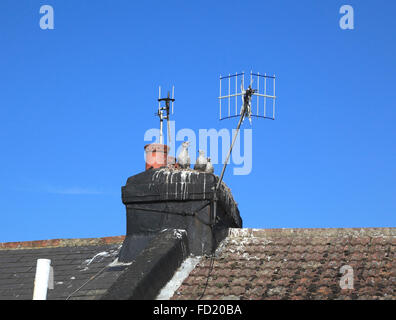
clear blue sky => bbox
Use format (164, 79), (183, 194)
(1, 1), (395, 242)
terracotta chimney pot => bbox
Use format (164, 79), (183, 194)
(144, 143), (169, 170)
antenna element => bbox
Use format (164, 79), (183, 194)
(218, 71), (276, 121)
(157, 86), (175, 145)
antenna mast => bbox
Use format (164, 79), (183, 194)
(212, 71), (277, 224)
(157, 86), (175, 145)
(216, 71), (276, 189)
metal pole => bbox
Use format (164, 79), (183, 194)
(235, 75), (237, 115)
(216, 103), (246, 191)
(228, 74), (231, 117)
(257, 72), (260, 115)
(213, 102), (246, 227)
(219, 75), (221, 120)
(158, 86), (161, 110)
(158, 86), (163, 144)
(159, 113), (163, 145)
(172, 86), (174, 114)
(167, 112), (171, 143)
(264, 74), (267, 117)
(273, 75), (276, 120)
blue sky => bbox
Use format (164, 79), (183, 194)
(1, 1), (395, 242)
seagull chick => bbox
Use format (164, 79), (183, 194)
(177, 141), (191, 169)
(194, 150), (207, 171)
(205, 157), (214, 174)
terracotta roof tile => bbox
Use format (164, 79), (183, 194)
(0, 236), (125, 250)
(172, 228), (396, 300)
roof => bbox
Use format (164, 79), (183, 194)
(0, 230), (190, 300)
(171, 228), (396, 300)
(0, 236), (125, 300)
(1, 228), (395, 300)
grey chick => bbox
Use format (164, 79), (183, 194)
(205, 157), (214, 174)
(194, 150), (207, 171)
(177, 141), (191, 169)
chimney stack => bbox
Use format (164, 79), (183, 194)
(118, 166), (242, 261)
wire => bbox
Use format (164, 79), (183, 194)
(198, 220), (217, 300)
(65, 264), (108, 300)
(131, 201), (212, 226)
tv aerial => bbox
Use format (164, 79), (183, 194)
(219, 71), (276, 122)
(156, 86), (175, 145)
(212, 71), (277, 222)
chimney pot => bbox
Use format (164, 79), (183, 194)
(144, 143), (169, 170)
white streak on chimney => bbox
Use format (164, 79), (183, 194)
(156, 256), (201, 300)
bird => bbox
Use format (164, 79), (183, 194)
(177, 141), (191, 169)
(194, 150), (207, 171)
(205, 157), (214, 174)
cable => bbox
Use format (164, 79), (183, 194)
(65, 264), (108, 300)
(198, 215), (217, 300)
(131, 201), (212, 226)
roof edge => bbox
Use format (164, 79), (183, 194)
(227, 227), (396, 238)
(0, 235), (125, 250)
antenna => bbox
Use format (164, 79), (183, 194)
(157, 85), (175, 145)
(218, 71), (276, 121)
(212, 71), (277, 224)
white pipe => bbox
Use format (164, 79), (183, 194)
(159, 116), (163, 145)
(33, 259), (51, 300)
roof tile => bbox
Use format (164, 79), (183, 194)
(173, 228), (396, 300)
(0, 237), (125, 300)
